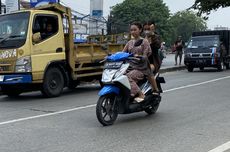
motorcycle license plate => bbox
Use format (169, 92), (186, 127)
(0, 75), (4, 82)
(105, 62), (123, 69)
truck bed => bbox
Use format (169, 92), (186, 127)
(73, 43), (124, 78)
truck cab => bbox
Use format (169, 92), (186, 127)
(0, 8), (66, 96)
(0, 4), (124, 97)
(184, 30), (230, 72)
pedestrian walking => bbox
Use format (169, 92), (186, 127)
(174, 36), (184, 65)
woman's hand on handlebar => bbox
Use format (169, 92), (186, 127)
(128, 56), (141, 61)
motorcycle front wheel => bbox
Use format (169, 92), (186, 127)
(96, 94), (118, 126)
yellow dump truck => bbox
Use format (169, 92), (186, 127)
(0, 4), (124, 97)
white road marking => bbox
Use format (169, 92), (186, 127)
(208, 141), (230, 152)
(0, 75), (230, 127)
(0, 104), (96, 126)
(164, 75), (230, 93)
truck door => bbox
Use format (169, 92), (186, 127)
(31, 14), (65, 80)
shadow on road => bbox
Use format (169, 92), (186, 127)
(188, 68), (228, 73)
(0, 84), (101, 102)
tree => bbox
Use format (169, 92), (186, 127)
(191, 0), (230, 15)
(108, 0), (171, 42)
(168, 11), (207, 44)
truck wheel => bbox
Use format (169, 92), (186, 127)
(42, 67), (64, 97)
(187, 66), (194, 72)
(217, 60), (224, 71)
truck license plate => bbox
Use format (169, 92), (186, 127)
(0, 76), (4, 82)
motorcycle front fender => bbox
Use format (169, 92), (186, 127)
(98, 85), (120, 96)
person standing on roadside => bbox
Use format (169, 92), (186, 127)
(174, 36), (184, 65)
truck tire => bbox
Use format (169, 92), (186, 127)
(42, 67), (64, 97)
(187, 66), (194, 72)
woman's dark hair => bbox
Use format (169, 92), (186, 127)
(143, 21), (156, 27)
(130, 22), (143, 30)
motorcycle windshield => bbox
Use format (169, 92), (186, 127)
(107, 52), (132, 62)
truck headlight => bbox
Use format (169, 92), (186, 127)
(15, 56), (32, 72)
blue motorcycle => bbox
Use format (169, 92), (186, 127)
(96, 52), (165, 126)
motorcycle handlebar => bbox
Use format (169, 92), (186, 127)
(99, 56), (142, 63)
(128, 56), (142, 61)
(99, 58), (107, 63)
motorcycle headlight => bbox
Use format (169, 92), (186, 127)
(102, 69), (116, 82)
(15, 56), (32, 72)
(114, 63), (129, 78)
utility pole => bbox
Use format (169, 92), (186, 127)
(0, 0), (2, 14)
(18, 0), (20, 11)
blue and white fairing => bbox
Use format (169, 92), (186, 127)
(99, 52), (132, 96)
(106, 52), (132, 62)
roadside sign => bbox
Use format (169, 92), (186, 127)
(5, 0), (19, 13)
(30, 0), (59, 8)
(90, 0), (103, 17)
(92, 10), (103, 17)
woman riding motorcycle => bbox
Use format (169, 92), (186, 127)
(123, 22), (159, 102)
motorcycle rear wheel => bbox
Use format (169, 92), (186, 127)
(144, 103), (160, 115)
(96, 94), (118, 126)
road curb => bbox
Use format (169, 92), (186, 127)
(0, 66), (186, 96)
(160, 65), (186, 73)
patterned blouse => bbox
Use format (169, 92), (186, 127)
(123, 38), (152, 75)
(123, 38), (152, 57)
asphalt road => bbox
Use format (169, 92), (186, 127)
(0, 69), (230, 152)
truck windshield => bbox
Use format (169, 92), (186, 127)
(0, 12), (30, 49)
(187, 36), (219, 49)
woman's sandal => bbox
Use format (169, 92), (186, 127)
(134, 97), (145, 103)
(152, 91), (160, 96)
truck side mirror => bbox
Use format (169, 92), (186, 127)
(32, 32), (41, 44)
